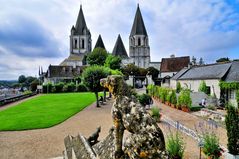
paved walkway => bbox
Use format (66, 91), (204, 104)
(0, 99), (114, 159)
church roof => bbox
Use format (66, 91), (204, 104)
(224, 61), (239, 82)
(74, 5), (89, 35)
(94, 34), (106, 50)
(112, 34), (128, 58)
(160, 56), (190, 73)
(130, 4), (148, 36)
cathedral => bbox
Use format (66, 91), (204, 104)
(43, 4), (189, 84)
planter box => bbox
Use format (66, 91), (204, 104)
(226, 152), (239, 159)
(181, 106), (190, 112)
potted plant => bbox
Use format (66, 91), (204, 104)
(166, 131), (185, 159)
(202, 132), (223, 159)
(178, 89), (191, 112)
(171, 90), (177, 108)
(225, 103), (239, 159)
(166, 90), (172, 106)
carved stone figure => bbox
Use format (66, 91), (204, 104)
(100, 75), (166, 159)
(87, 126), (101, 146)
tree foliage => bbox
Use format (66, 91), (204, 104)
(199, 57), (204, 65)
(122, 63), (139, 76)
(87, 48), (108, 66)
(82, 65), (109, 107)
(225, 103), (239, 155)
(146, 67), (159, 79)
(216, 57), (230, 63)
(18, 75), (26, 84)
(198, 80), (207, 94)
(104, 54), (122, 70)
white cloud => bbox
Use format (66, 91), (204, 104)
(0, 0), (239, 79)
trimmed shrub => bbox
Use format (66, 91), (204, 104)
(171, 90), (177, 105)
(198, 80), (207, 94)
(54, 82), (64, 93)
(177, 89), (192, 108)
(166, 132), (185, 159)
(137, 93), (152, 106)
(76, 83), (88, 92)
(176, 82), (181, 93)
(225, 103), (239, 155)
(43, 83), (53, 93)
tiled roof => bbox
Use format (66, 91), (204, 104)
(178, 63), (231, 80)
(94, 35), (106, 50)
(112, 34), (128, 58)
(130, 4), (147, 36)
(160, 56), (190, 72)
(224, 61), (239, 82)
(171, 68), (189, 80)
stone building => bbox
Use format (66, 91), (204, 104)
(171, 61), (239, 106)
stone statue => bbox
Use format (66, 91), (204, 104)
(63, 75), (167, 159)
(87, 126), (101, 146)
(100, 75), (166, 159)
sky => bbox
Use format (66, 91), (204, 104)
(0, 0), (239, 80)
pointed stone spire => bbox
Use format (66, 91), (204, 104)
(75, 5), (88, 35)
(94, 34), (106, 50)
(112, 34), (128, 58)
(130, 4), (148, 36)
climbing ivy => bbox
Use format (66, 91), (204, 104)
(219, 81), (239, 90)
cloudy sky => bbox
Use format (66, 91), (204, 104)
(0, 0), (239, 80)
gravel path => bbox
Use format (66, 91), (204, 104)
(0, 99), (114, 159)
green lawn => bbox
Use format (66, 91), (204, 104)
(0, 93), (97, 131)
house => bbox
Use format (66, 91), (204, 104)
(171, 61), (239, 107)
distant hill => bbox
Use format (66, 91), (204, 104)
(0, 80), (18, 88)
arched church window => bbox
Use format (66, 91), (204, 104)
(82, 39), (85, 49)
(138, 38), (141, 46)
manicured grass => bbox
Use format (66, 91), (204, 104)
(0, 93), (97, 131)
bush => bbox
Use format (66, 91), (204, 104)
(137, 94), (152, 106)
(198, 80), (207, 94)
(43, 83), (53, 93)
(202, 132), (222, 158)
(225, 103), (239, 155)
(76, 83), (88, 92)
(150, 106), (161, 122)
(159, 87), (168, 103)
(189, 106), (201, 111)
(177, 89), (192, 108)
(207, 105), (216, 110)
(176, 82), (181, 93)
(166, 132), (185, 159)
(166, 91), (172, 103)
(54, 82), (64, 93)
(171, 90), (177, 105)
(23, 90), (32, 95)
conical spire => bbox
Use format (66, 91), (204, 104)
(130, 4), (148, 36)
(75, 5), (88, 35)
(94, 34), (106, 50)
(112, 34), (128, 58)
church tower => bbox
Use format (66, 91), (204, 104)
(129, 4), (150, 68)
(70, 5), (91, 54)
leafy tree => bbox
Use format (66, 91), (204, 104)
(191, 56), (197, 65)
(121, 63), (139, 76)
(104, 54), (122, 70)
(87, 48), (108, 66)
(30, 79), (39, 91)
(82, 65), (109, 107)
(138, 67), (147, 76)
(18, 75), (26, 84)
(137, 93), (152, 106)
(199, 57), (204, 65)
(216, 57), (230, 63)
(198, 80), (207, 94)
(146, 67), (159, 79)
(225, 103), (239, 155)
